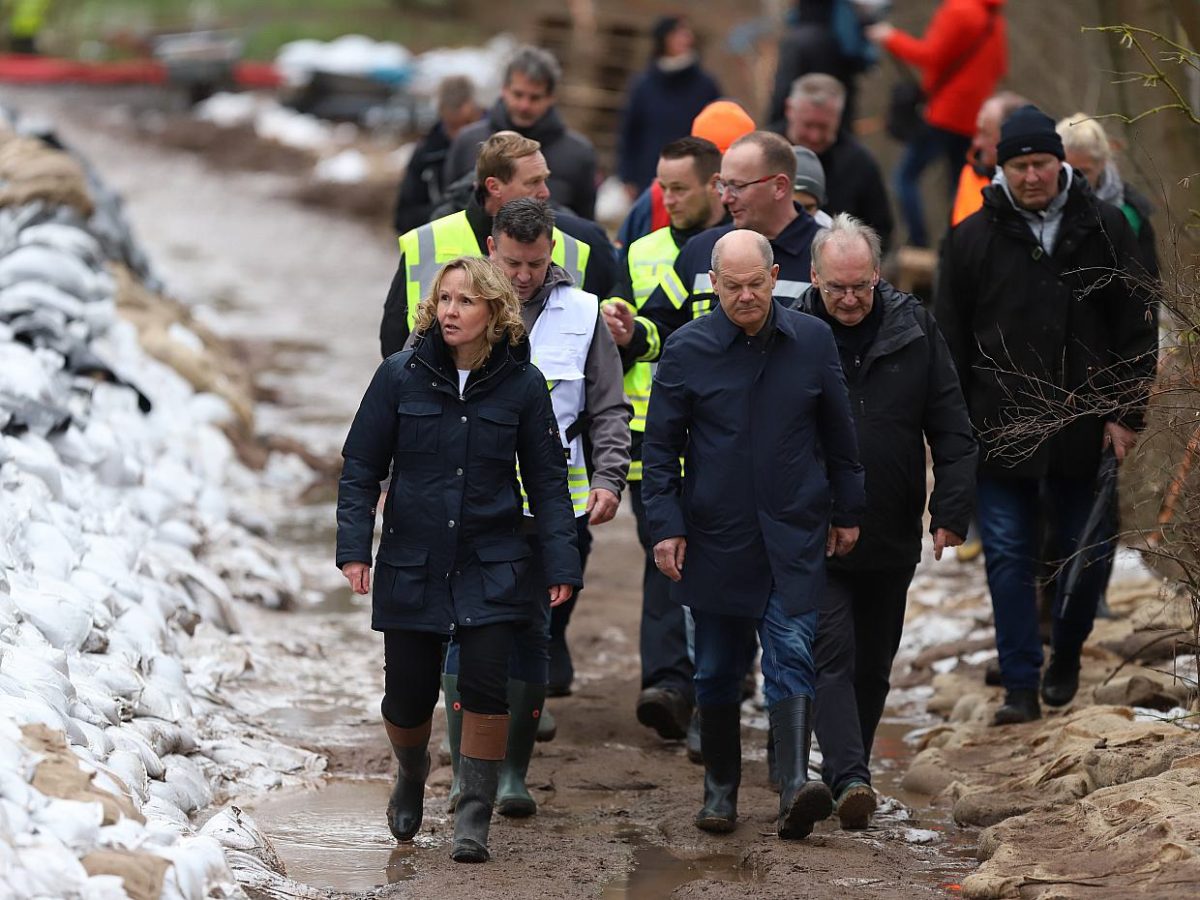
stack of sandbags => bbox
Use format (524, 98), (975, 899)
(0, 119), (321, 897)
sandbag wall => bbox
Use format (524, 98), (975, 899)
(0, 115), (319, 898)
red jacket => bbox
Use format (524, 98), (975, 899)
(884, 0), (1007, 137)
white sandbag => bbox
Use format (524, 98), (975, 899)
(105, 724), (164, 780)
(31, 796), (104, 851)
(103, 748), (149, 802)
(18, 222), (104, 267)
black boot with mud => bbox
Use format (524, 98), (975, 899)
(1041, 653), (1081, 707)
(636, 686), (691, 741)
(497, 679), (544, 818)
(695, 703), (742, 833)
(451, 712), (508, 863)
(835, 782), (877, 830)
(771, 695), (833, 840)
(992, 688), (1041, 725)
(382, 717), (432, 842)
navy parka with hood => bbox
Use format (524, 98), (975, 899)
(336, 326), (582, 633)
(642, 300), (865, 618)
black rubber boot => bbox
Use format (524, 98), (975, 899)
(497, 680), (544, 818)
(766, 721), (780, 791)
(442, 674), (463, 812)
(993, 688), (1041, 725)
(694, 703), (742, 834)
(382, 717), (431, 842)
(1041, 652), (1081, 707)
(686, 709), (702, 765)
(451, 712), (508, 863)
(771, 696), (833, 840)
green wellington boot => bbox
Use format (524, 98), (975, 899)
(442, 674), (463, 812)
(497, 679), (546, 817)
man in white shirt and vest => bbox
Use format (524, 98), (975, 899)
(603, 136), (727, 744)
(381, 131), (617, 358)
(443, 198), (631, 819)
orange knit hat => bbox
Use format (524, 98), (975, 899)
(691, 100), (755, 152)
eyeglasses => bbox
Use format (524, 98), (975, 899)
(819, 280), (876, 298)
(714, 174), (776, 198)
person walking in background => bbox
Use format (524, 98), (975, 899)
(604, 136), (727, 744)
(381, 131), (617, 358)
(393, 76), (483, 235)
(444, 46), (598, 220)
(951, 90), (1027, 227)
(617, 15), (722, 199)
(795, 214), (975, 829)
(767, 0), (885, 130)
(868, 0), (1007, 247)
(644, 229), (865, 840)
(936, 106), (1156, 726)
(1056, 113), (1160, 283)
(778, 73), (893, 247)
(336, 256), (581, 863)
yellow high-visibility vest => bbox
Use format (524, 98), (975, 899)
(397, 211), (591, 326)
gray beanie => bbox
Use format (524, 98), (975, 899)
(792, 146), (826, 206)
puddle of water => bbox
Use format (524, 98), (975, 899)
(239, 780), (445, 892)
(601, 844), (755, 898)
(260, 704), (364, 730)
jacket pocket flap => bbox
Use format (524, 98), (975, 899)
(396, 400), (440, 416)
(376, 545), (429, 567)
(475, 537), (532, 563)
(477, 407), (519, 426)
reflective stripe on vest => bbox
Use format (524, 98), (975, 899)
(398, 212), (591, 326)
(526, 285), (597, 517)
(624, 227), (682, 442)
(688, 274), (811, 319)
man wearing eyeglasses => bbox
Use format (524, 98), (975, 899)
(612, 131), (823, 364)
(643, 229), (865, 841)
(794, 213), (976, 829)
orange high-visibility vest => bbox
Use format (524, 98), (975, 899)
(951, 164), (991, 226)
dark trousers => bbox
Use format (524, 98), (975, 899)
(631, 481), (694, 699)
(976, 474), (1115, 691)
(895, 123), (971, 247)
(548, 516), (592, 657)
(382, 623), (516, 727)
(813, 565), (915, 796)
(443, 516), (591, 685)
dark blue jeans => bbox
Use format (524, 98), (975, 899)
(976, 474), (1116, 691)
(691, 590), (818, 707)
(894, 123), (971, 247)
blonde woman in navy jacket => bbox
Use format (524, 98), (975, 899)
(336, 256), (581, 863)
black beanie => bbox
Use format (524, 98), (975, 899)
(996, 105), (1065, 166)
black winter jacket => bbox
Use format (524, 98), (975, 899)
(936, 175), (1156, 479)
(796, 282), (977, 569)
(336, 328), (582, 633)
(444, 101), (598, 220)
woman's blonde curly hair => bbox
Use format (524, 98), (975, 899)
(413, 257), (526, 370)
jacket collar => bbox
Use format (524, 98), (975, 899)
(711, 299), (789, 348)
(772, 203), (821, 257)
(413, 323), (529, 393)
(487, 99), (567, 144)
(797, 280), (924, 365)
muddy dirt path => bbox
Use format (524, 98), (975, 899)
(7, 86), (978, 899)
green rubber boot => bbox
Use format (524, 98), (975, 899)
(497, 679), (545, 818)
(442, 674), (463, 812)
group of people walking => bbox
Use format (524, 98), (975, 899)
(336, 0), (1158, 866)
